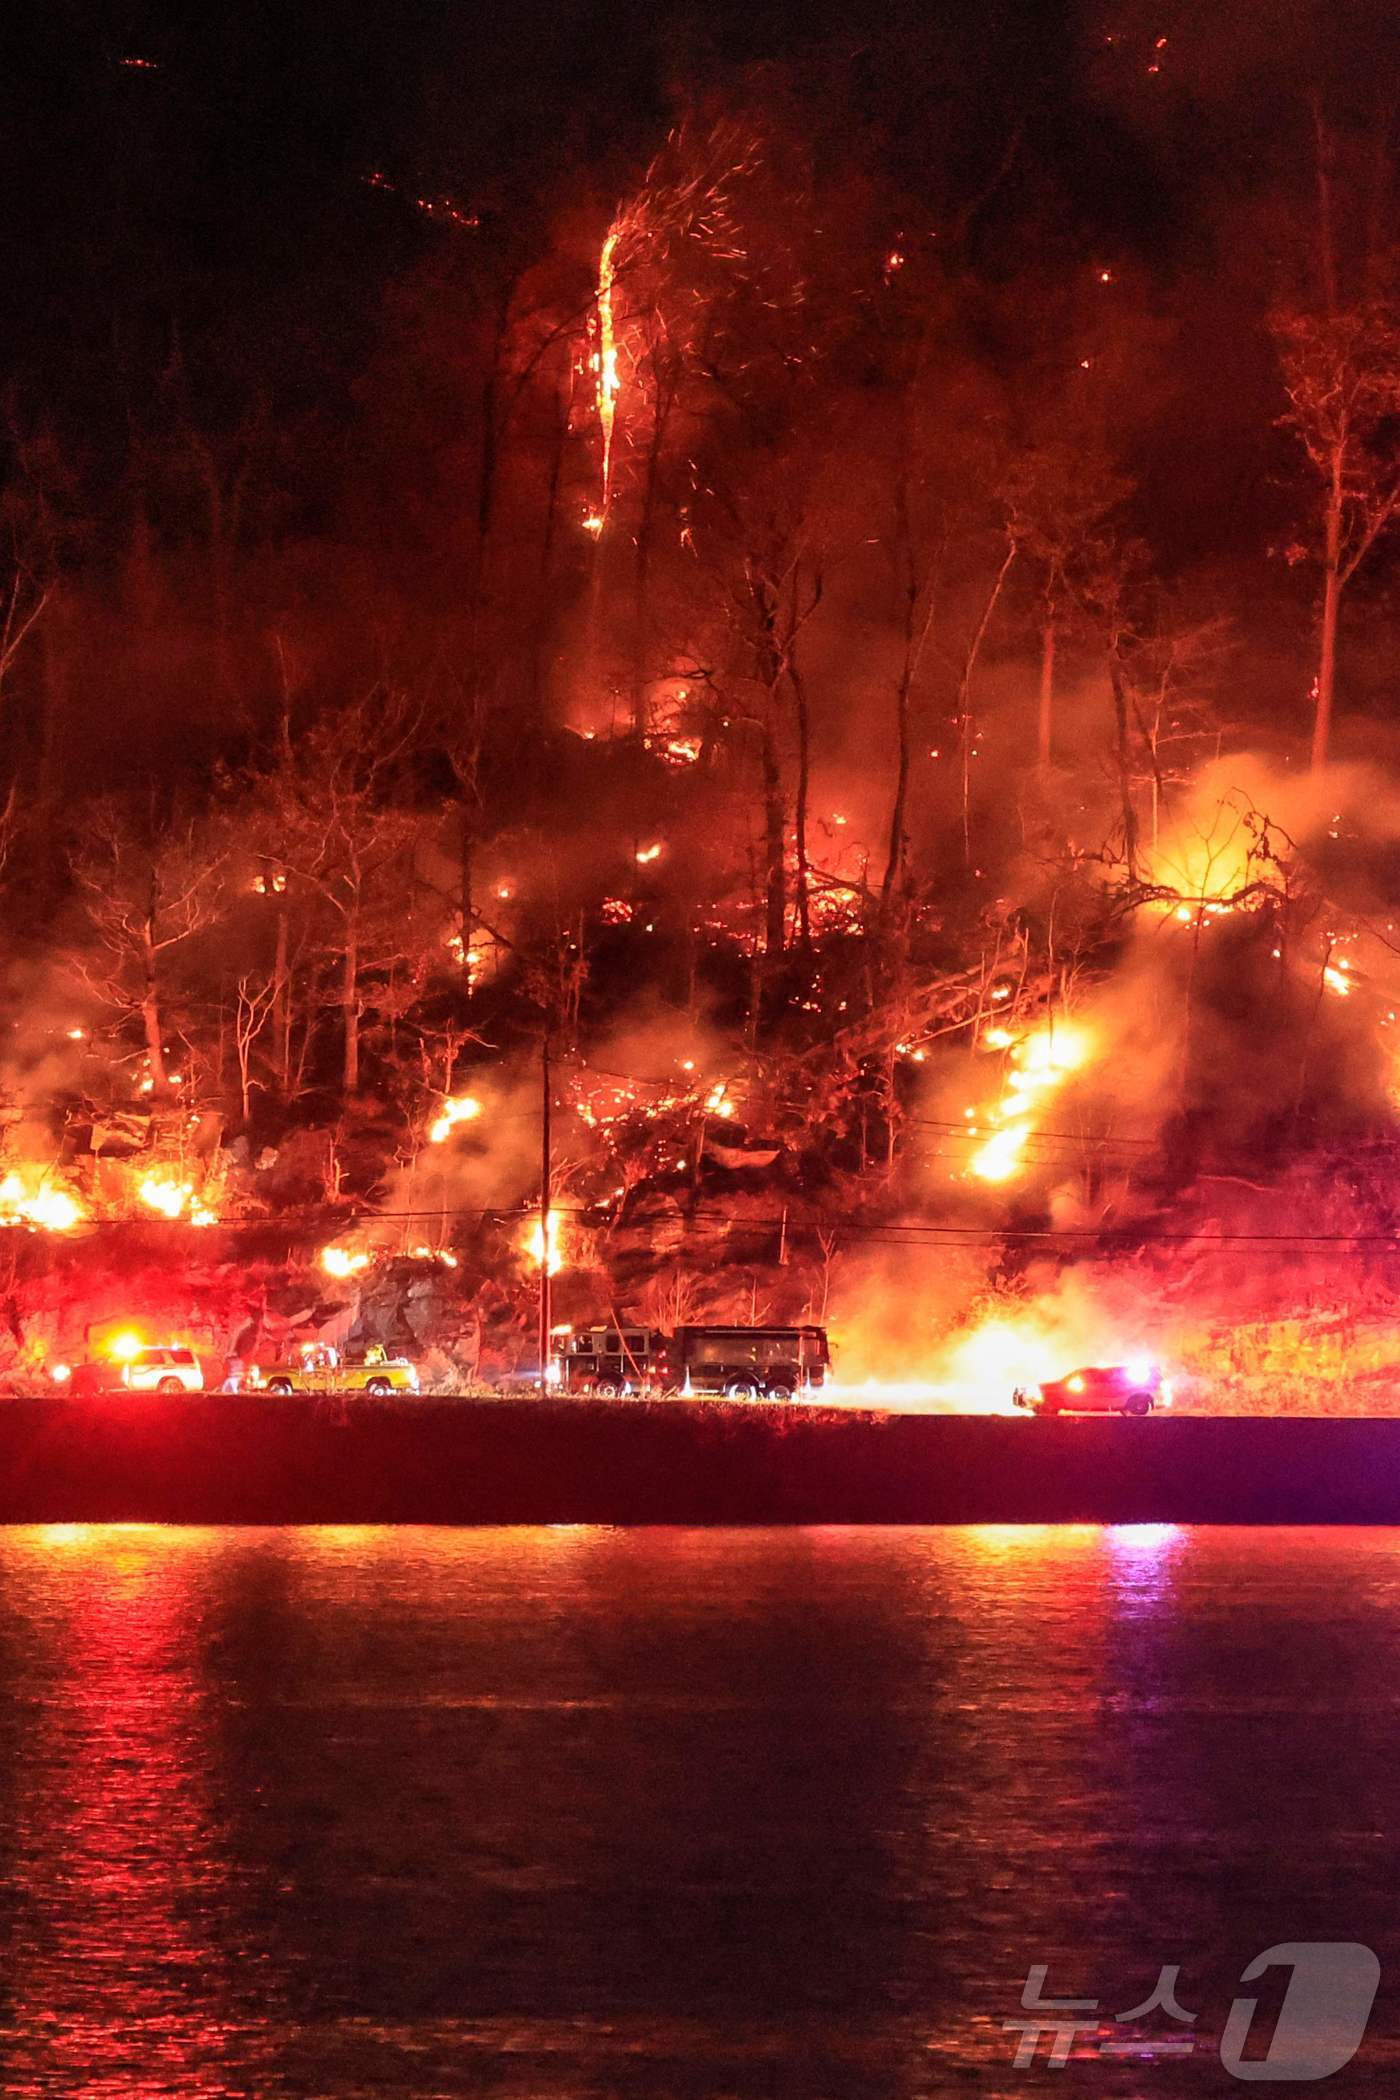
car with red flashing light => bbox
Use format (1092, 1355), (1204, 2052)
(247, 1344), (420, 1396)
(1012, 1360), (1170, 1417)
(121, 1344), (204, 1393)
(57, 1345), (205, 1395)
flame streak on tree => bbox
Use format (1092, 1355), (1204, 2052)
(524, 1211), (564, 1274)
(969, 1019), (1094, 1184)
(594, 229), (622, 516)
(428, 1094), (482, 1145)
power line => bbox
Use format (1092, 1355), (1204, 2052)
(34, 1205), (1400, 1251)
(910, 1116), (1159, 1150)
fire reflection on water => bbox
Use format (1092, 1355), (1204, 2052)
(0, 1524), (1384, 2097)
(0, 1527), (245, 2096)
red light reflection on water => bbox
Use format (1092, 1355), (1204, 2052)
(2, 1526), (243, 2096)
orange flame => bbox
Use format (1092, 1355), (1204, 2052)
(321, 1245), (371, 1279)
(524, 1212), (564, 1275)
(428, 1094), (482, 1145)
(0, 1170), (85, 1233)
(969, 1018), (1093, 1184)
(595, 228), (621, 516)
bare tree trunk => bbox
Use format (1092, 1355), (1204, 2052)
(532, 386), (566, 721)
(341, 921), (360, 1094)
(1313, 456), (1344, 770)
(237, 1007), (255, 1123)
(789, 653), (813, 951)
(631, 366), (676, 735)
(140, 921), (168, 1090)
(881, 495), (923, 912)
(1108, 647), (1140, 880)
(957, 537), (1016, 866)
(273, 906), (290, 1093)
(1037, 611), (1056, 767)
(473, 317), (504, 625)
(36, 595), (69, 806)
(459, 805), (476, 992)
(882, 650), (914, 910)
(759, 724), (786, 961)
(1312, 99), (1339, 315)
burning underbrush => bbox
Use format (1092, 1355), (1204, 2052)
(4, 751), (1400, 1410)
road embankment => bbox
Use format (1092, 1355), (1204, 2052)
(4, 1395), (1400, 1523)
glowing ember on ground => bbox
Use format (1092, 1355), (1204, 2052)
(321, 1246), (371, 1279)
(428, 1095), (482, 1144)
(635, 842), (664, 865)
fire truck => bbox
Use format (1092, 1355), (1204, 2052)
(553, 1323), (830, 1401)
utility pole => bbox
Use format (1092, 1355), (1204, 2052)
(538, 1028), (552, 1393)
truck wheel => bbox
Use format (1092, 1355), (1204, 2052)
(765, 1383), (794, 1402)
(1121, 1391), (1153, 1417)
(157, 1376), (184, 1393)
(365, 1378), (392, 1396)
(725, 1378), (758, 1400)
(267, 1378), (294, 1395)
(593, 1379), (619, 1398)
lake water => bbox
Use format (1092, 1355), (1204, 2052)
(0, 1525), (1395, 2096)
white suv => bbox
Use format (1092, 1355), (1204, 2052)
(122, 1346), (204, 1394)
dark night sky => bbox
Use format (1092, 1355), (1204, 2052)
(0, 1), (1153, 352)
(2, 0), (1395, 679)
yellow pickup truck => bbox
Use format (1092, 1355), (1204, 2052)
(248, 1346), (420, 1396)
